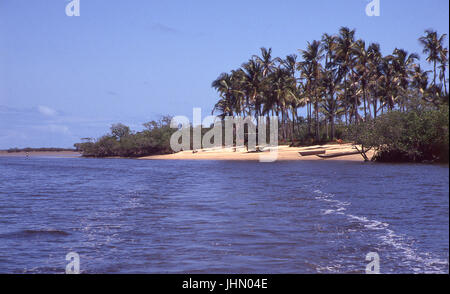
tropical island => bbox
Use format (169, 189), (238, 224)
(73, 27), (449, 163)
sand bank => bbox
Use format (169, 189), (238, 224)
(139, 143), (374, 162)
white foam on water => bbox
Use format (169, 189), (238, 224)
(313, 189), (449, 273)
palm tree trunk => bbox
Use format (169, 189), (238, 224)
(443, 72), (448, 96)
(308, 101), (312, 135)
(433, 60), (437, 98)
(331, 113), (335, 140)
(433, 60), (437, 86)
(373, 98), (377, 119)
(314, 90), (319, 142)
(291, 108), (295, 143)
(363, 85), (367, 121)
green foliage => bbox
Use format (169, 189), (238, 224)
(110, 123), (131, 139)
(75, 116), (177, 157)
(345, 106), (449, 163)
(212, 28), (448, 146)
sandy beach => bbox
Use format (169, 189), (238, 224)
(0, 145), (373, 161)
(139, 143), (374, 161)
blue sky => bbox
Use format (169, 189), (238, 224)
(0, 0), (448, 148)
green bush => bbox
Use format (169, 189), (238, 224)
(75, 116), (177, 158)
(345, 106), (449, 163)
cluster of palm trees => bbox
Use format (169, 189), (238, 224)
(212, 27), (448, 142)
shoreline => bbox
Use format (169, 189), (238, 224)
(0, 144), (372, 161)
(1, 147), (446, 164)
(138, 143), (374, 162)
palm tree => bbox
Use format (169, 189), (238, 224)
(411, 64), (431, 103)
(391, 48), (419, 111)
(282, 54), (298, 77)
(212, 73), (235, 117)
(299, 40), (324, 141)
(297, 61), (313, 135)
(367, 43), (383, 118)
(336, 27), (357, 124)
(348, 71), (361, 122)
(241, 59), (264, 117)
(211, 28), (448, 146)
(320, 33), (339, 138)
(379, 55), (398, 111)
(439, 46), (448, 96)
(321, 33), (337, 69)
(419, 30), (447, 95)
(211, 70), (247, 117)
(281, 54), (300, 141)
(353, 39), (372, 120)
(269, 66), (297, 140)
(253, 47), (279, 78)
(321, 67), (341, 139)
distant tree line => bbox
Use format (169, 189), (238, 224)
(74, 116), (177, 157)
(6, 147), (76, 153)
(74, 116), (228, 158)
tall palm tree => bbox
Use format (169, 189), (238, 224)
(419, 30), (447, 95)
(411, 64), (431, 103)
(367, 43), (383, 118)
(282, 54), (298, 77)
(299, 40), (324, 141)
(353, 39), (372, 120)
(241, 59), (264, 117)
(253, 47), (279, 78)
(321, 67), (341, 139)
(212, 73), (235, 117)
(439, 46), (448, 96)
(281, 54), (300, 140)
(320, 33), (339, 138)
(321, 33), (337, 69)
(297, 61), (313, 135)
(379, 55), (398, 111)
(212, 70), (247, 117)
(391, 48), (419, 111)
(268, 66), (297, 140)
(336, 27), (357, 124)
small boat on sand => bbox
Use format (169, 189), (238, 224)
(299, 150), (326, 156)
(316, 150), (360, 158)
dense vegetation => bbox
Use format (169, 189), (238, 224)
(74, 117), (177, 157)
(211, 28), (448, 143)
(346, 105), (449, 163)
(210, 27), (449, 162)
(75, 28), (449, 162)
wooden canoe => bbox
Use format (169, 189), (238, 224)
(299, 150), (326, 156)
(316, 150), (360, 158)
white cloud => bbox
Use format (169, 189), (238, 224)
(46, 124), (70, 134)
(37, 105), (57, 116)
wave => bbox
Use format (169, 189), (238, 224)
(312, 189), (449, 273)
